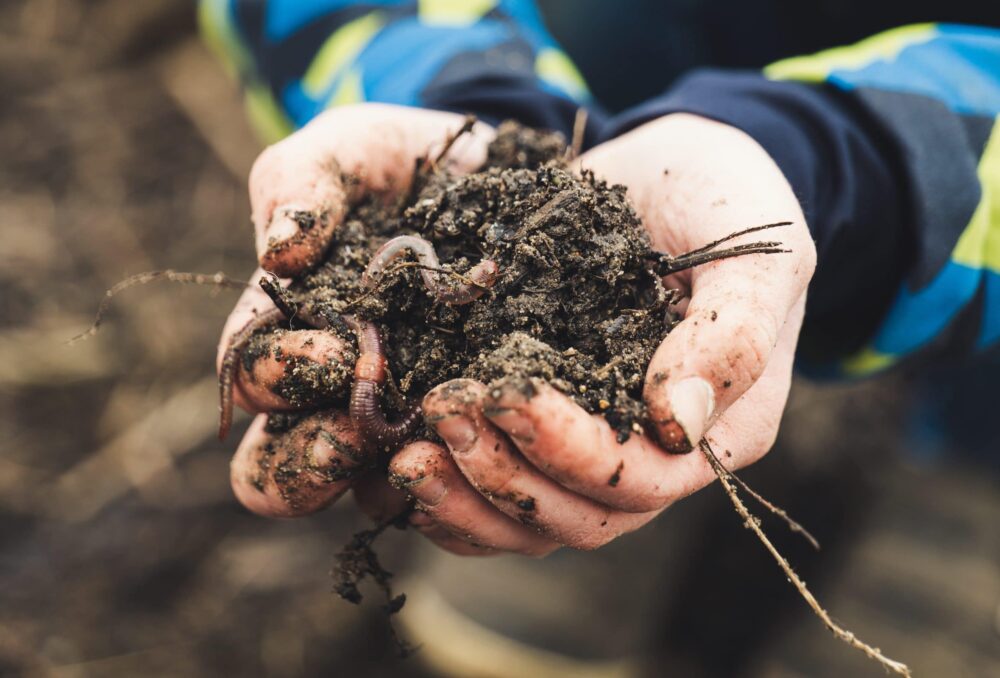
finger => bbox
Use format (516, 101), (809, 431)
(235, 328), (354, 412)
(217, 273), (355, 414)
(230, 410), (366, 518)
(389, 441), (559, 557)
(481, 379), (699, 512)
(352, 470), (411, 523)
(424, 380), (660, 550)
(249, 104), (493, 276)
(644, 288), (808, 452)
(577, 114), (815, 451)
(598, 294), (804, 497)
(409, 513), (499, 557)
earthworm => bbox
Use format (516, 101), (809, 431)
(362, 235), (498, 305)
(341, 314), (423, 454)
(220, 281), (420, 454)
(218, 306), (287, 441)
(218, 279), (331, 441)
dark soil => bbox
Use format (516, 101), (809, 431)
(253, 121), (678, 442)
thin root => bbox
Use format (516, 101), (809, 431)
(566, 108), (588, 162)
(421, 114), (477, 174)
(653, 221), (793, 276)
(68, 270), (246, 345)
(724, 464), (820, 550)
(700, 440), (911, 677)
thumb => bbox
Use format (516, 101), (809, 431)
(248, 104), (493, 277)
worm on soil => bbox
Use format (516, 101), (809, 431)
(362, 235), (498, 305)
(219, 277), (421, 453)
(341, 314), (423, 453)
(218, 307), (287, 440)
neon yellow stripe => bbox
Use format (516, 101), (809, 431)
(244, 84), (294, 144)
(326, 68), (366, 108)
(418, 0), (498, 27)
(840, 346), (898, 376)
(765, 23), (937, 83)
(302, 12), (385, 97)
(952, 117), (1000, 273)
(535, 47), (589, 101)
(841, 117), (1000, 375)
(198, 0), (251, 78)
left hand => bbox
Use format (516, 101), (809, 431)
(389, 113), (817, 555)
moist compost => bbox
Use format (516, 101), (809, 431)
(254, 120), (678, 443)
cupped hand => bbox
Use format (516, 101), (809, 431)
(391, 113), (816, 555)
(218, 104), (494, 521)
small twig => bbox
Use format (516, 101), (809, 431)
(566, 108), (588, 161)
(724, 465), (820, 550)
(258, 273), (301, 325)
(683, 221), (793, 258)
(68, 270), (246, 345)
(700, 440), (911, 677)
(421, 114), (477, 174)
(652, 221), (794, 276)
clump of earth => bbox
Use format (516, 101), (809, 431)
(247, 121), (679, 442)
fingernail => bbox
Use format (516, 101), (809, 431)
(408, 475), (448, 506)
(434, 414), (478, 454)
(668, 377), (715, 445)
(266, 206), (306, 246)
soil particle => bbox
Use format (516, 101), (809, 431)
(608, 461), (625, 487)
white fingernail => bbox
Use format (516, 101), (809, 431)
(266, 205), (310, 246)
(668, 377), (715, 444)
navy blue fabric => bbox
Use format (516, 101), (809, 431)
(600, 71), (910, 363)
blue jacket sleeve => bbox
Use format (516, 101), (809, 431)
(605, 24), (1000, 376)
(198, 0), (603, 144)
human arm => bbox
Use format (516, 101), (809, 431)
(395, 24), (1000, 554)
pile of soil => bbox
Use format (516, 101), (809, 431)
(250, 121), (678, 442)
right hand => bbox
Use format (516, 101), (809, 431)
(218, 104), (495, 537)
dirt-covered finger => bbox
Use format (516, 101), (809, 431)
(423, 380), (660, 550)
(643, 290), (806, 452)
(389, 440), (560, 556)
(482, 378), (707, 512)
(233, 328), (355, 413)
(249, 104), (494, 277)
(230, 411), (366, 518)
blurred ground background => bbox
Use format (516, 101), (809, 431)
(0, 1), (997, 676)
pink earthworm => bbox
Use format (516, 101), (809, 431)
(219, 281), (421, 454)
(340, 314), (423, 454)
(362, 235), (498, 305)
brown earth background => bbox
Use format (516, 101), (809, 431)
(0, 1), (997, 676)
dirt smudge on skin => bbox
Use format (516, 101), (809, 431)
(268, 121), (676, 441)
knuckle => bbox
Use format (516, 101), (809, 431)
(718, 304), (780, 385)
